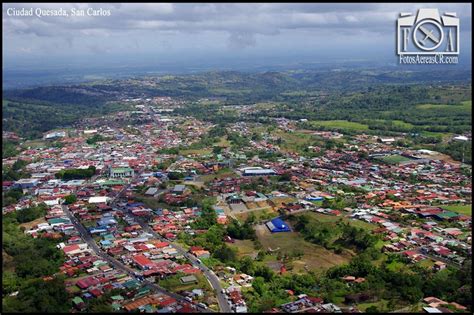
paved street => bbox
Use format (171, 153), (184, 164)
(108, 168), (231, 312)
(61, 204), (209, 313)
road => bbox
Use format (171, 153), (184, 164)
(132, 215), (232, 313)
(61, 204), (210, 312)
(109, 170), (232, 313)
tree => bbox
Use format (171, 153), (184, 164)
(213, 146), (223, 155)
(64, 194), (77, 204)
(213, 245), (237, 263)
(366, 306), (379, 313)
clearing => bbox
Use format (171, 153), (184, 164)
(254, 223), (352, 274)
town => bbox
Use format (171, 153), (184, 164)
(2, 96), (471, 313)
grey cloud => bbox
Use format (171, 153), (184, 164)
(2, 3), (471, 58)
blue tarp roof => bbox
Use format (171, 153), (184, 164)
(266, 217), (291, 233)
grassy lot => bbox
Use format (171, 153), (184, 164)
(392, 120), (415, 129)
(378, 154), (413, 164)
(416, 259), (435, 270)
(215, 136), (231, 148)
(159, 273), (213, 296)
(228, 239), (258, 259)
(22, 139), (49, 149)
(200, 168), (237, 183)
(235, 208), (277, 222)
(273, 130), (313, 153)
(180, 148), (212, 156)
(440, 204), (471, 216)
(385, 260), (407, 272)
(19, 217), (47, 231)
(416, 100), (472, 110)
(299, 212), (378, 231)
(135, 195), (179, 211)
(309, 120), (369, 131)
(357, 299), (389, 312)
(419, 130), (452, 138)
(254, 224), (352, 274)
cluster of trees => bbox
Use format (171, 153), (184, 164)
(257, 150), (283, 161)
(292, 215), (378, 254)
(55, 166), (96, 180)
(227, 218), (256, 240)
(86, 134), (112, 145)
(191, 198), (218, 229)
(167, 171), (185, 180)
(323, 254), (472, 310)
(3, 204), (68, 312)
(14, 204), (48, 224)
(2, 139), (19, 158)
(2, 98), (128, 140)
(436, 140), (472, 164)
(322, 196), (357, 210)
(3, 276), (70, 313)
(227, 131), (251, 148)
(64, 194), (78, 205)
(2, 187), (24, 207)
(2, 158), (30, 182)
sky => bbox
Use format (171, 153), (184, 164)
(2, 3), (472, 72)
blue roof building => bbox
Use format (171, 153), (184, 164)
(266, 217), (291, 233)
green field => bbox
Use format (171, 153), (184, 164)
(416, 100), (472, 110)
(392, 120), (415, 129)
(379, 155), (413, 164)
(180, 148), (212, 156)
(357, 299), (389, 312)
(273, 130), (313, 153)
(302, 212), (378, 231)
(310, 120), (369, 131)
(228, 239), (258, 259)
(200, 167), (237, 183)
(255, 224), (353, 274)
(440, 204), (471, 216)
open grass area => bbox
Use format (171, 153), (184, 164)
(254, 224), (352, 274)
(159, 273), (213, 296)
(378, 154), (413, 164)
(310, 120), (369, 131)
(22, 139), (49, 149)
(299, 212), (378, 231)
(228, 239), (258, 259)
(235, 208), (277, 222)
(416, 100), (472, 110)
(440, 204), (471, 216)
(215, 136), (231, 148)
(392, 120), (415, 129)
(416, 259), (435, 270)
(180, 148), (212, 156)
(19, 216), (47, 231)
(134, 195), (178, 211)
(357, 299), (389, 312)
(386, 260), (406, 272)
(273, 130), (313, 153)
(200, 168), (237, 183)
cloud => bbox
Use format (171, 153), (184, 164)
(228, 32), (257, 49)
(2, 3), (471, 59)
